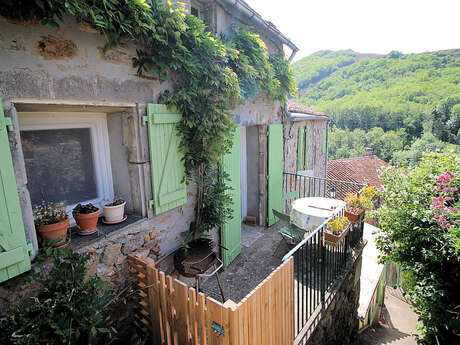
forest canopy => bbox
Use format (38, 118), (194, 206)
(292, 49), (460, 164)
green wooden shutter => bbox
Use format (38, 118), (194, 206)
(221, 127), (241, 268)
(0, 100), (31, 283)
(297, 126), (304, 171)
(322, 127), (327, 154)
(144, 104), (187, 215)
(304, 126), (310, 169)
(267, 124), (283, 226)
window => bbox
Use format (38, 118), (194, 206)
(191, 1), (203, 19)
(19, 112), (114, 215)
(297, 125), (313, 176)
(191, 0), (214, 32)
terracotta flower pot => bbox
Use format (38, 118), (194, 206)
(324, 224), (351, 247)
(345, 208), (365, 225)
(102, 201), (126, 222)
(37, 218), (70, 247)
(74, 210), (100, 235)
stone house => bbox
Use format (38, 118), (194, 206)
(0, 0), (328, 299)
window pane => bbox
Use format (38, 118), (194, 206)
(21, 128), (98, 206)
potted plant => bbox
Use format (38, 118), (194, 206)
(102, 197), (126, 224)
(344, 193), (365, 225)
(324, 216), (351, 247)
(72, 203), (100, 235)
(34, 201), (69, 248)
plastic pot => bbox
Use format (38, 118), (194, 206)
(102, 201), (126, 222)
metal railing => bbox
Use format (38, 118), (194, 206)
(283, 172), (366, 212)
(281, 172), (366, 340)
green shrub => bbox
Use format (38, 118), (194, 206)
(372, 151), (460, 344)
(0, 250), (113, 345)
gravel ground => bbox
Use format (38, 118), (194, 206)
(199, 222), (289, 303)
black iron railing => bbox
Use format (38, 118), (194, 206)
(281, 172), (366, 340)
(283, 172), (366, 212)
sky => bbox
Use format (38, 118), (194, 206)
(245, 0), (460, 61)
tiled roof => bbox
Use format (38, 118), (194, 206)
(287, 101), (328, 118)
(327, 155), (390, 188)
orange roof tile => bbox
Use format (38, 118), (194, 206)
(327, 155), (390, 188)
(287, 101), (328, 118)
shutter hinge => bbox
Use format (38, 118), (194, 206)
(2, 117), (13, 132)
(148, 200), (154, 209)
(266, 174), (269, 181)
(142, 115), (149, 126)
(27, 242), (35, 256)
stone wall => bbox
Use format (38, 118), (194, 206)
(302, 251), (363, 345)
(284, 119), (329, 178)
(0, 2), (297, 320)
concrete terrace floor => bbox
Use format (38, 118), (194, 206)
(200, 222), (286, 303)
(358, 287), (420, 345)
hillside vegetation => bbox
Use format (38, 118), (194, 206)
(292, 49), (460, 164)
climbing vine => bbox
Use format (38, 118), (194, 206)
(2, 0), (297, 237)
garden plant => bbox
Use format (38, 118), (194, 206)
(372, 151), (460, 344)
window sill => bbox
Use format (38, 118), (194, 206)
(69, 214), (145, 250)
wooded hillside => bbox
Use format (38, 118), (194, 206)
(292, 49), (460, 164)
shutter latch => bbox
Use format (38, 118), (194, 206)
(148, 200), (154, 209)
(27, 242), (35, 256)
(1, 117), (13, 132)
(142, 115), (149, 126)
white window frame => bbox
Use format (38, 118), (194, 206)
(19, 112), (114, 219)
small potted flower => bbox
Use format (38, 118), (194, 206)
(324, 216), (351, 247)
(344, 193), (365, 225)
(34, 201), (69, 248)
(102, 196), (126, 224)
(72, 203), (100, 235)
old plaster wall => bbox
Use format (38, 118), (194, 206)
(0, 7), (286, 295)
(284, 119), (329, 177)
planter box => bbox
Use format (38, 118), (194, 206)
(345, 209), (365, 225)
(324, 224), (351, 247)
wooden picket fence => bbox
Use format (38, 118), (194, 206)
(129, 254), (294, 345)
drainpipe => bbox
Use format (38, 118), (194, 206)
(325, 120), (329, 178)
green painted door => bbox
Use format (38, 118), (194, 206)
(221, 127), (241, 268)
(267, 124), (283, 226)
(0, 100), (31, 283)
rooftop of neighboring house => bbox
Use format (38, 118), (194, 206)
(327, 148), (390, 188)
(287, 101), (329, 118)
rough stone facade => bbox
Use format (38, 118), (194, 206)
(284, 119), (329, 178)
(0, 0), (325, 320)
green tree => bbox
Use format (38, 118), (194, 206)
(391, 132), (449, 166)
(372, 151), (460, 344)
(328, 126), (406, 161)
(432, 95), (460, 144)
